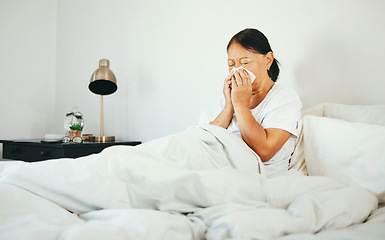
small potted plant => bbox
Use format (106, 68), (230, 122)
(69, 123), (83, 140)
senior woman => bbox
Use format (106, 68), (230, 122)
(210, 28), (302, 177)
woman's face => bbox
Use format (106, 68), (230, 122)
(227, 42), (272, 84)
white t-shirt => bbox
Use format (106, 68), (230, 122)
(213, 82), (303, 177)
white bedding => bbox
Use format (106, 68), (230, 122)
(0, 124), (383, 240)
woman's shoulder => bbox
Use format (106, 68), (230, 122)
(264, 82), (302, 108)
(254, 82), (303, 135)
(271, 82), (300, 98)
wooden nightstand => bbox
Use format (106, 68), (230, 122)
(0, 140), (141, 162)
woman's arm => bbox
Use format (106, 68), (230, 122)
(210, 105), (234, 129)
(234, 105), (291, 162)
(231, 70), (291, 162)
(210, 71), (235, 128)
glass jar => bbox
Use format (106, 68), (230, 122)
(63, 107), (84, 143)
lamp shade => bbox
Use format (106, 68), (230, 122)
(89, 59), (117, 95)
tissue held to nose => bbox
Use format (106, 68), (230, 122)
(232, 67), (256, 83)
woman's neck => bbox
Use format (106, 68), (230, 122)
(253, 75), (275, 95)
(249, 76), (275, 109)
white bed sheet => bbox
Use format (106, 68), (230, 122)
(278, 204), (385, 240)
(0, 124), (382, 240)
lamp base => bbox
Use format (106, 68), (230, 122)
(90, 136), (115, 142)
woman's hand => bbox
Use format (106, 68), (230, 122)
(223, 71), (235, 110)
(210, 71), (236, 129)
(231, 69), (252, 109)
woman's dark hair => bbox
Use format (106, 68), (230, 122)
(227, 28), (280, 82)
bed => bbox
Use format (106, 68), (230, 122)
(0, 103), (384, 240)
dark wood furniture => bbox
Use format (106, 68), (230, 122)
(0, 140), (141, 162)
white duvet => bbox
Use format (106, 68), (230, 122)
(0, 124), (380, 240)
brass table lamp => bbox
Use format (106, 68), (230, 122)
(89, 59), (117, 142)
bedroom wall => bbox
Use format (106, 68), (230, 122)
(55, 0), (385, 143)
(1, 0), (384, 160)
(0, 0), (57, 159)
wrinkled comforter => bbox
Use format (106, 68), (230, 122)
(0, 124), (380, 240)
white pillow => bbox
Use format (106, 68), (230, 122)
(290, 103), (385, 175)
(324, 103), (385, 126)
(303, 115), (385, 203)
(290, 104), (325, 174)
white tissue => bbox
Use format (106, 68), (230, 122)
(232, 67), (256, 83)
